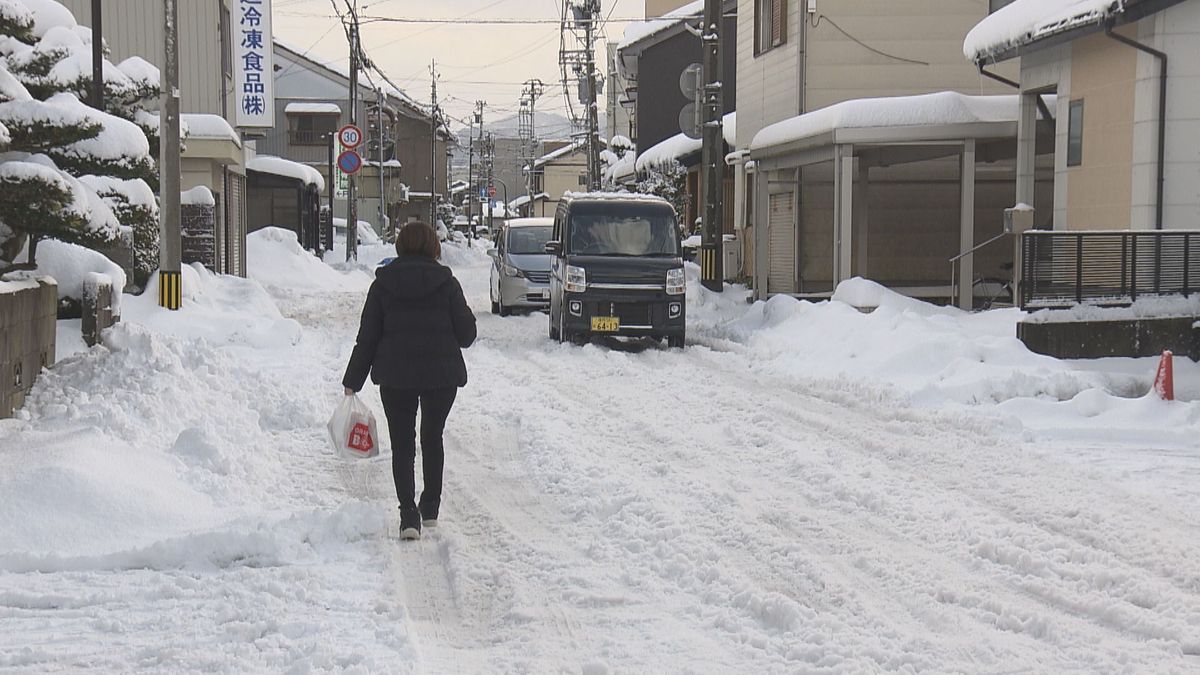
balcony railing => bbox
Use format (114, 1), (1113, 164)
(1021, 229), (1200, 309)
(288, 129), (333, 146)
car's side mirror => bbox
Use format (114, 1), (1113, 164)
(544, 241), (562, 256)
(486, 249), (498, 259)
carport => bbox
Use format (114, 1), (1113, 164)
(748, 92), (1054, 308)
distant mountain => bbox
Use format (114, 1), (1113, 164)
(455, 111), (598, 142)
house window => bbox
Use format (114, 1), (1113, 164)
(288, 113), (339, 146)
(1067, 99), (1084, 167)
(755, 0), (787, 55)
(989, 0), (1017, 13)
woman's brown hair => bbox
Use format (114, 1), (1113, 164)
(395, 221), (441, 260)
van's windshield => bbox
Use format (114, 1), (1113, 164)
(568, 204), (679, 257)
(506, 226), (553, 255)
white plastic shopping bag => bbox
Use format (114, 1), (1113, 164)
(327, 394), (380, 459)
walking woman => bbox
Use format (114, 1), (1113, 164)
(342, 221), (477, 540)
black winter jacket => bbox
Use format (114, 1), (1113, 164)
(342, 255), (477, 392)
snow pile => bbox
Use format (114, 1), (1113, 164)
(332, 216), (380, 245)
(247, 154), (324, 190)
(180, 185), (215, 206)
(750, 93), (1026, 151)
(13, 236), (124, 309)
(1025, 295), (1200, 323)
(965, 0), (1118, 62)
(248, 226), (371, 292)
(688, 276), (1196, 409)
(128, 262), (302, 349)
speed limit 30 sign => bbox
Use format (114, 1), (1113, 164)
(338, 124), (363, 149)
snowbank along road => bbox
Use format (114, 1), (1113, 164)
(2, 230), (1199, 672)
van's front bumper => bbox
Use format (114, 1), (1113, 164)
(561, 289), (686, 338)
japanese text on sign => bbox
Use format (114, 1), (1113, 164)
(234, 0), (274, 127)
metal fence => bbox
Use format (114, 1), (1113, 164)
(1021, 230), (1200, 309)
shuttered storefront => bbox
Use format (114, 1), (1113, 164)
(767, 190), (796, 294)
(224, 169), (247, 278)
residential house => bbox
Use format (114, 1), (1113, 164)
(617, 1), (739, 271)
(738, 1), (1026, 302)
(529, 140), (608, 216)
(262, 41), (451, 235)
(60, 0), (251, 276)
(964, 0), (1200, 358)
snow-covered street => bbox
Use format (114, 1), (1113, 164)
(3, 232), (1200, 672)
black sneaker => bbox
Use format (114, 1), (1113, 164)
(399, 508), (421, 541)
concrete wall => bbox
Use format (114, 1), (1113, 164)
(60, 0), (231, 117)
(0, 279), (56, 419)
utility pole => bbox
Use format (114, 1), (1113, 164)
(470, 101), (485, 245)
(429, 60), (439, 225)
(346, 1), (360, 262)
(485, 132), (495, 234)
(377, 87), (387, 237)
(519, 78), (544, 199)
(699, 0), (724, 291)
(158, 0), (181, 309)
(466, 117), (474, 231)
(582, 1), (602, 191)
(90, 0), (103, 109)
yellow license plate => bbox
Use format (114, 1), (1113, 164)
(591, 316), (620, 332)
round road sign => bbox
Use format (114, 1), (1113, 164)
(337, 150), (363, 175)
(338, 124), (363, 149)
(488, 186), (496, 198)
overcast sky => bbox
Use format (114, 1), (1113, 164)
(273, 0), (647, 126)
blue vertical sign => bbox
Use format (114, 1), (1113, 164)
(234, 0), (274, 127)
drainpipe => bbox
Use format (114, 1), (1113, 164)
(1104, 23), (1167, 230)
(977, 64), (1054, 121)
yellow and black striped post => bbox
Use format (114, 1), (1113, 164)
(700, 245), (719, 285)
(158, 270), (182, 310)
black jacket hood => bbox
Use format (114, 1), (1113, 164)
(375, 256), (454, 299)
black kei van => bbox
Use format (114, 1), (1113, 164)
(545, 193), (686, 348)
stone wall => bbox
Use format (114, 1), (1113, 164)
(1018, 316), (1200, 360)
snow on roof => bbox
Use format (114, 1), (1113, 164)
(750, 93), (1024, 152)
(635, 112), (736, 172)
(619, 0), (703, 51)
(247, 155), (325, 191)
(964, 0), (1120, 63)
(533, 140), (586, 167)
(181, 113), (240, 145)
(508, 195), (531, 208)
(285, 102), (342, 115)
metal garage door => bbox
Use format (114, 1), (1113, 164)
(224, 170), (247, 278)
(767, 191), (796, 294)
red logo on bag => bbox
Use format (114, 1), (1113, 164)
(348, 422), (374, 453)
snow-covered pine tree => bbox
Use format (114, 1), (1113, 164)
(634, 159), (688, 228)
(0, 0), (156, 270)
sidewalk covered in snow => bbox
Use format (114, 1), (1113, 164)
(748, 91), (1056, 307)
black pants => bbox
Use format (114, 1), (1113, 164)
(379, 387), (458, 517)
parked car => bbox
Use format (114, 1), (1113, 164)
(545, 194), (685, 348)
(488, 217), (554, 316)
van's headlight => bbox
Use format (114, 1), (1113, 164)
(666, 268), (686, 295)
(565, 265), (587, 292)
(503, 263), (525, 278)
